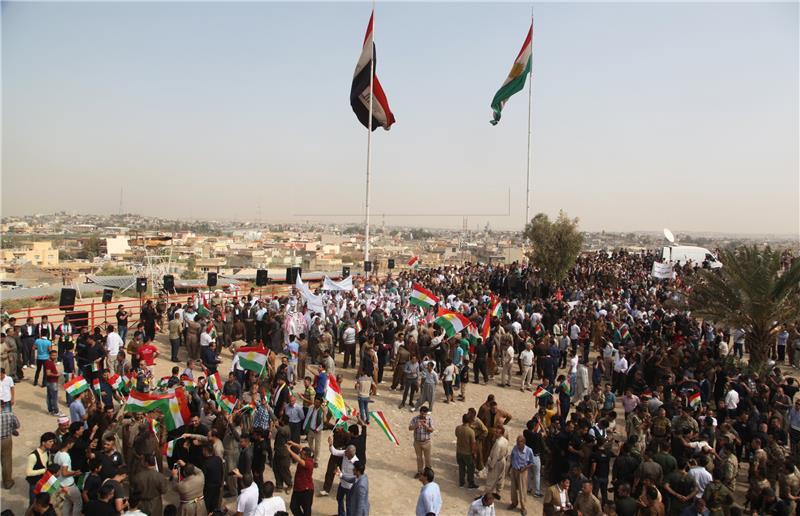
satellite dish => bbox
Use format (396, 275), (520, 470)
(663, 228), (675, 244)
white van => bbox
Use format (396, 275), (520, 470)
(662, 245), (722, 269)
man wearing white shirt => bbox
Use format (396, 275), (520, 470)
(519, 343), (535, 392)
(253, 481), (286, 516)
(500, 338), (515, 387)
(725, 384), (740, 418)
(613, 352), (628, 395)
(0, 368), (14, 406)
(200, 328), (214, 349)
(105, 325), (123, 363)
(235, 474), (259, 516)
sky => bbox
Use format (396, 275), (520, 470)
(2, 1), (798, 235)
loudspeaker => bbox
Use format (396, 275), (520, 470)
(285, 266), (302, 284)
(136, 277), (148, 294)
(364, 261), (372, 272)
(256, 269), (268, 286)
(388, 258), (395, 269)
(102, 289), (113, 303)
(163, 275), (175, 291)
(342, 266), (351, 278)
(65, 311), (89, 330)
(59, 288), (77, 311)
(207, 272), (218, 287)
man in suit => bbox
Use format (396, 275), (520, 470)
(19, 317), (37, 369)
(543, 477), (572, 515)
(348, 462), (369, 516)
(35, 316), (54, 340)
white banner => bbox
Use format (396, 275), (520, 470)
(322, 275), (354, 292)
(295, 275), (326, 315)
(651, 262), (676, 280)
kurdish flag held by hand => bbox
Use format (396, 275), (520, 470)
(481, 312), (492, 341)
(34, 471), (61, 495)
(92, 378), (101, 396)
(434, 308), (473, 337)
(109, 374), (127, 393)
(490, 296), (502, 318)
(533, 385), (551, 398)
(407, 256), (419, 268)
(164, 438), (181, 458)
(208, 372), (223, 394)
(65, 376), (89, 397)
(369, 411), (399, 446)
(236, 347), (269, 375)
(218, 395), (238, 414)
(688, 391), (701, 409)
(490, 22), (533, 125)
(410, 284), (439, 309)
(325, 375), (347, 420)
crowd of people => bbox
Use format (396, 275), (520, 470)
(0, 248), (799, 516)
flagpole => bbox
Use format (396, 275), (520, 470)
(524, 10), (533, 228)
(364, 5), (376, 273)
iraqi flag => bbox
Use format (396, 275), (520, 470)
(350, 11), (395, 131)
(490, 22), (533, 125)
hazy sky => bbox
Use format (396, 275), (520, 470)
(3, 2), (798, 234)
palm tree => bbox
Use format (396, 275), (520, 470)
(689, 245), (800, 369)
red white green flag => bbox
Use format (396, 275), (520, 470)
(236, 347), (269, 375)
(34, 471), (60, 495)
(688, 391), (701, 409)
(410, 283), (439, 309)
(481, 312), (491, 341)
(208, 372), (223, 394)
(490, 22), (533, 125)
(369, 410), (399, 446)
(325, 375), (347, 420)
(218, 394), (238, 414)
(407, 256), (419, 268)
(64, 376), (89, 397)
(434, 308), (473, 337)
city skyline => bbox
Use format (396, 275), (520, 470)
(3, 2), (798, 235)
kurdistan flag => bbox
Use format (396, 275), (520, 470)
(34, 471), (61, 495)
(409, 283), (439, 308)
(490, 22), (533, 125)
(369, 411), (400, 446)
(236, 346), (269, 375)
(64, 376), (89, 397)
(433, 308), (473, 337)
(325, 375), (347, 420)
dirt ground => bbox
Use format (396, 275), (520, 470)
(1, 333), (547, 515)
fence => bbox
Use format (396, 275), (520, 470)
(6, 283), (292, 329)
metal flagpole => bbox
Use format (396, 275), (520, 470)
(524, 10), (533, 228)
(364, 5), (375, 272)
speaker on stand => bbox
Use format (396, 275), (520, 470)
(59, 288), (77, 311)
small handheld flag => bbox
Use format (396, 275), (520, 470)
(369, 410), (399, 446)
(64, 376), (89, 397)
(34, 471), (61, 495)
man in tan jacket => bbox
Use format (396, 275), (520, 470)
(484, 425), (509, 497)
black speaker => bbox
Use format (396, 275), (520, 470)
(342, 266), (351, 278)
(59, 288), (77, 311)
(388, 258), (395, 269)
(286, 267), (293, 283)
(363, 261), (372, 272)
(207, 272), (218, 287)
(136, 277), (148, 294)
(102, 289), (113, 303)
(256, 269), (268, 286)
(163, 275), (175, 291)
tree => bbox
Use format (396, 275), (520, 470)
(689, 245), (800, 369)
(79, 236), (102, 259)
(523, 210), (584, 283)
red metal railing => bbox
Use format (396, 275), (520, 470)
(7, 283), (292, 329)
